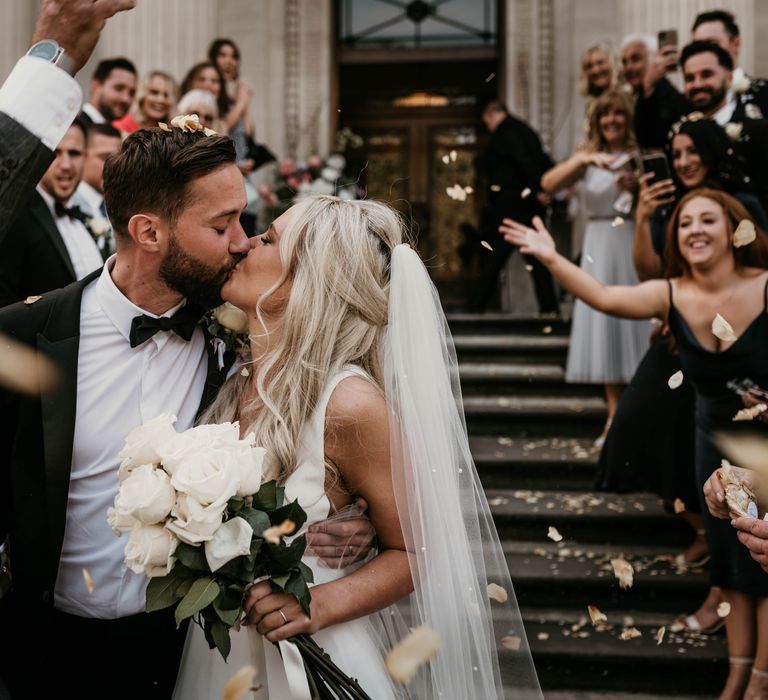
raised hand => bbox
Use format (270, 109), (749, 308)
(636, 172), (676, 221)
(499, 215), (557, 264)
(703, 468), (731, 519)
(32, 0), (136, 74)
(581, 152), (616, 170)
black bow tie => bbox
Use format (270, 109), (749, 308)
(54, 202), (89, 223)
(129, 304), (202, 348)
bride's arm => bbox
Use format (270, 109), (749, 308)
(244, 376), (412, 642)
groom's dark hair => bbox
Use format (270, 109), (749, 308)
(103, 128), (236, 239)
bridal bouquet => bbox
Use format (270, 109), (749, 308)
(109, 415), (372, 699)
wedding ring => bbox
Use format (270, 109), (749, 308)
(278, 608), (288, 624)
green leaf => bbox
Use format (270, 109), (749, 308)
(228, 496), (246, 513)
(264, 534), (307, 574)
(275, 485), (286, 508)
(209, 619), (232, 661)
(175, 543), (209, 572)
(251, 480), (278, 511)
(298, 560), (315, 585)
(270, 573), (290, 590)
(238, 508), (271, 536)
(146, 572), (186, 613)
(175, 577), (221, 627)
(212, 587), (244, 628)
(285, 570), (312, 615)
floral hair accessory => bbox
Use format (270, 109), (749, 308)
(668, 111), (706, 139)
(158, 114), (217, 137)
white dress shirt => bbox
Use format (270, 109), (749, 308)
(37, 185), (103, 279)
(73, 181), (113, 256)
(0, 56), (81, 149)
(54, 261), (208, 618)
(81, 102), (106, 125)
(713, 94), (738, 127)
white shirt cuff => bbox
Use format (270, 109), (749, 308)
(0, 56), (82, 150)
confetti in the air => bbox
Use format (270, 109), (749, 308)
(386, 626), (443, 684)
(712, 314), (737, 342)
(733, 219), (757, 247)
(668, 371), (684, 389)
(547, 526), (563, 542)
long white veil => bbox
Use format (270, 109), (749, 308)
(380, 244), (542, 699)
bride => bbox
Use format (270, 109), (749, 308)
(172, 195), (541, 699)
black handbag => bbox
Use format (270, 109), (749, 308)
(245, 139), (277, 169)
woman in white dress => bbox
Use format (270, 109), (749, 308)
(172, 196), (542, 699)
(541, 89), (650, 445)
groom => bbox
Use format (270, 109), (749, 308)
(0, 127), (371, 699)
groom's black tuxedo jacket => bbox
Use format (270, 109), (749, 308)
(0, 269), (229, 625)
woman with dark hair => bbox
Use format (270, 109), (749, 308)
(179, 62), (230, 128)
(541, 89), (650, 445)
(502, 188), (768, 700)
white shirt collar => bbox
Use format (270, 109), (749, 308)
(94, 258), (188, 344)
(35, 184), (75, 218)
(82, 102), (106, 124)
(75, 181), (103, 215)
(712, 94), (738, 126)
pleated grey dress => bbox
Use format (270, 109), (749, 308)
(565, 163), (651, 383)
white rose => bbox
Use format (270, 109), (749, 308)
(124, 524), (178, 577)
(107, 506), (138, 535)
(321, 167), (339, 182)
(87, 216), (111, 237)
(157, 422), (240, 476)
(235, 445), (267, 497)
(165, 493), (224, 544)
(204, 517), (254, 571)
(114, 464), (176, 525)
(745, 103), (764, 120)
(118, 414), (177, 469)
(171, 450), (240, 508)
(733, 75), (752, 94)
(212, 302), (249, 334)
(326, 154), (346, 171)
(725, 122), (743, 141)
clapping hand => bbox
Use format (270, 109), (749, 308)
(499, 216), (557, 264)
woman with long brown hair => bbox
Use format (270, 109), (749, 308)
(503, 188), (768, 700)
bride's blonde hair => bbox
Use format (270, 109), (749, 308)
(202, 194), (405, 481)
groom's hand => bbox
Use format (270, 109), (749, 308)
(306, 497), (376, 568)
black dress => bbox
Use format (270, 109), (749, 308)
(667, 278), (768, 595)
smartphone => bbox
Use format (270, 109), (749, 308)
(658, 29), (679, 72)
(641, 153), (672, 185)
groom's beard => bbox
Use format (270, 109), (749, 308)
(159, 234), (241, 310)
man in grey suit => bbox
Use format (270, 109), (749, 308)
(0, 0), (136, 244)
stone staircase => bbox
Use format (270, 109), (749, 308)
(448, 313), (727, 699)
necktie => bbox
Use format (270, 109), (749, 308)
(129, 304), (202, 348)
(54, 202), (89, 223)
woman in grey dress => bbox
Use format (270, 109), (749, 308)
(541, 89), (650, 445)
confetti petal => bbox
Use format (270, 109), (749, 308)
(611, 216), (625, 227)
(668, 370), (684, 389)
(23, 295), (42, 304)
(441, 154), (450, 165)
(500, 635), (521, 650)
(712, 313), (737, 342)
(521, 187), (532, 199)
(82, 568), (94, 594)
(733, 403), (767, 421)
(449, 150), (457, 162)
(490, 184), (501, 192)
(717, 602), (731, 618)
(733, 219), (757, 248)
(261, 519), (296, 545)
(610, 558), (634, 589)
(547, 526), (563, 542)
(586, 255), (594, 263)
(487, 583), (508, 603)
(485, 73), (496, 83)
(524, 264), (534, 272)
(221, 665), (259, 700)
(386, 626), (443, 684)
(542, 326), (553, 335)
(619, 627), (642, 640)
(588, 605), (607, 626)
(0, 333), (59, 395)
(537, 632), (549, 641)
(481, 240), (494, 251)
(240, 367), (250, 377)
(464, 186), (474, 194)
(656, 626), (665, 645)
(158, 122), (171, 132)
(673, 498), (686, 514)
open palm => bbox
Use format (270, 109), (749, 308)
(499, 216), (557, 264)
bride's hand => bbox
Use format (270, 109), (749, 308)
(499, 216), (557, 265)
(244, 581), (323, 642)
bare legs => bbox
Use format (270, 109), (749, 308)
(596, 383), (624, 446)
(742, 597), (768, 700)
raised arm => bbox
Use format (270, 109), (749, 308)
(541, 150), (616, 193)
(633, 173), (676, 281)
(245, 376), (412, 641)
(501, 215), (670, 319)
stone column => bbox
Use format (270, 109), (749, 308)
(0, 2), (36, 82)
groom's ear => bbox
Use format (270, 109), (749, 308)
(127, 213), (165, 252)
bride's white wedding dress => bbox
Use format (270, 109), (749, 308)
(172, 365), (399, 700)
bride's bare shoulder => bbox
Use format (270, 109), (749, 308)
(325, 375), (386, 429)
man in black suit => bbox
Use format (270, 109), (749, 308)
(79, 57), (137, 127)
(0, 117), (105, 307)
(469, 101), (559, 314)
(0, 0), (135, 245)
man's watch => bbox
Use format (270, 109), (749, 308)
(27, 40), (77, 77)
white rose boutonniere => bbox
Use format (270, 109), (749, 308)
(204, 303), (250, 366)
(725, 122), (744, 141)
(86, 216), (111, 237)
(745, 103), (764, 120)
(732, 75), (752, 95)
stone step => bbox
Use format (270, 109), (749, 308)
(459, 362), (601, 396)
(454, 334), (569, 364)
(503, 540), (708, 613)
(488, 489), (690, 545)
(521, 610), (726, 695)
(447, 313), (570, 336)
(464, 395), (606, 436)
(471, 436), (599, 490)
(542, 693), (714, 700)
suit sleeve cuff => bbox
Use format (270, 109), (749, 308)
(0, 56), (82, 150)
